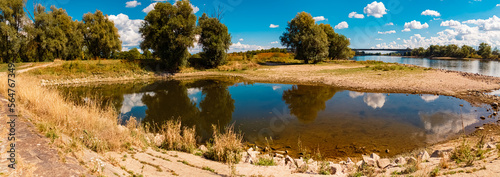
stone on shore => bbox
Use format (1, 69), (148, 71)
(377, 158), (391, 168)
(418, 150), (430, 161)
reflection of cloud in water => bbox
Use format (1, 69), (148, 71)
(120, 92), (155, 114)
(272, 86), (282, 91)
(420, 95), (439, 103)
(187, 88), (201, 95)
(363, 93), (386, 109)
(420, 111), (479, 143)
(187, 88), (203, 107)
(348, 91), (365, 98)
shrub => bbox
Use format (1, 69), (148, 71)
(159, 120), (197, 153)
(204, 124), (243, 164)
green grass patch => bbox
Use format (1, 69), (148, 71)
(202, 166), (216, 173)
(255, 157), (276, 166)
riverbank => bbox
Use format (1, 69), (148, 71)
(4, 59), (500, 176)
(28, 60), (500, 105)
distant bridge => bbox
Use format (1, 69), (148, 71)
(352, 48), (412, 55)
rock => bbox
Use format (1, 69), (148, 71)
(480, 116), (486, 120)
(395, 157), (406, 165)
(307, 161), (318, 172)
(377, 158), (391, 168)
(346, 157), (354, 165)
(356, 161), (363, 167)
(198, 145), (208, 152)
(491, 102), (498, 108)
(407, 157), (418, 164)
(431, 149), (452, 158)
(285, 155), (294, 165)
(362, 155), (376, 167)
(418, 151), (430, 161)
(153, 134), (165, 147)
(329, 163), (343, 175)
(295, 158), (305, 169)
(274, 157), (285, 166)
(486, 142), (496, 149)
(385, 149), (390, 153)
(274, 153), (284, 158)
(370, 153), (380, 161)
(493, 112), (498, 116)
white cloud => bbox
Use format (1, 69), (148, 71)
(271, 41), (279, 44)
(402, 28), (411, 32)
(440, 20), (461, 27)
(143, 1), (199, 13)
(363, 1), (387, 18)
(378, 30), (396, 34)
(269, 24), (279, 28)
(375, 38), (383, 41)
(403, 20), (429, 31)
(497, 4), (500, 7)
(463, 15), (500, 31)
(239, 38), (244, 41)
(386, 22), (394, 26)
(363, 93), (386, 109)
(348, 12), (364, 19)
(348, 91), (365, 98)
(229, 42), (264, 53)
(108, 13), (144, 48)
(397, 38), (401, 40)
(313, 16), (327, 22)
(421, 10), (441, 17)
(334, 21), (348, 29)
(120, 92), (155, 114)
(143, 3), (157, 13)
(126, 0), (141, 8)
(420, 95), (439, 102)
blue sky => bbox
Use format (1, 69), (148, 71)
(28, 0), (500, 52)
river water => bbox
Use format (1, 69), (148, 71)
(57, 78), (497, 159)
(352, 56), (500, 77)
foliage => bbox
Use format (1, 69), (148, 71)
(478, 42), (492, 59)
(319, 23), (352, 59)
(280, 12), (329, 63)
(0, 0), (25, 63)
(204, 124), (243, 164)
(198, 13), (232, 68)
(255, 157), (276, 166)
(82, 10), (121, 59)
(140, 0), (197, 71)
(410, 43), (500, 59)
(451, 140), (475, 166)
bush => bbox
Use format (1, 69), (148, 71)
(255, 157), (276, 166)
(159, 120), (197, 153)
(204, 124), (243, 164)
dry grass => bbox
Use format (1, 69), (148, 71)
(0, 75), (145, 152)
(216, 60), (259, 71)
(158, 119), (197, 153)
(205, 124), (244, 164)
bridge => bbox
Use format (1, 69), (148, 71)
(351, 48), (412, 55)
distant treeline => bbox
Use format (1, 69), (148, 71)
(410, 43), (500, 59)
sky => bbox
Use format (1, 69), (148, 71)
(26, 0), (500, 52)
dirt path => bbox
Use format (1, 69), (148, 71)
(0, 96), (92, 177)
(16, 63), (56, 74)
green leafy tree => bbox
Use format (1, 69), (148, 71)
(82, 10), (121, 59)
(478, 42), (492, 59)
(459, 45), (475, 58)
(140, 0), (197, 71)
(126, 48), (142, 61)
(143, 49), (152, 59)
(198, 13), (232, 68)
(0, 0), (25, 63)
(280, 12), (328, 63)
(319, 23), (351, 59)
(282, 85), (338, 123)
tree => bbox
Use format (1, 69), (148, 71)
(126, 48), (141, 61)
(140, 0), (197, 71)
(478, 42), (492, 59)
(82, 10), (121, 59)
(460, 45), (475, 58)
(197, 13), (232, 68)
(282, 85), (338, 123)
(143, 49), (152, 59)
(0, 0), (25, 63)
(319, 23), (351, 59)
(280, 12), (328, 63)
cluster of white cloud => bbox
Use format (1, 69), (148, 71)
(348, 12), (364, 19)
(229, 42), (264, 53)
(108, 13), (144, 50)
(335, 21), (348, 29)
(271, 41), (279, 44)
(378, 30), (396, 34)
(375, 15), (500, 49)
(421, 10), (441, 17)
(269, 24), (279, 28)
(385, 22), (394, 26)
(363, 1), (387, 18)
(126, 0), (141, 8)
(313, 16), (327, 22)
(402, 20), (429, 32)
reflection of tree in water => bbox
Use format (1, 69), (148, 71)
(141, 80), (200, 130)
(141, 79), (235, 141)
(282, 85), (338, 123)
(195, 80), (235, 140)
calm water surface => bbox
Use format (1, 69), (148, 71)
(352, 56), (500, 77)
(58, 78), (498, 159)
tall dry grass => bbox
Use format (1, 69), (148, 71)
(0, 75), (145, 152)
(158, 120), (197, 153)
(205, 124), (244, 163)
